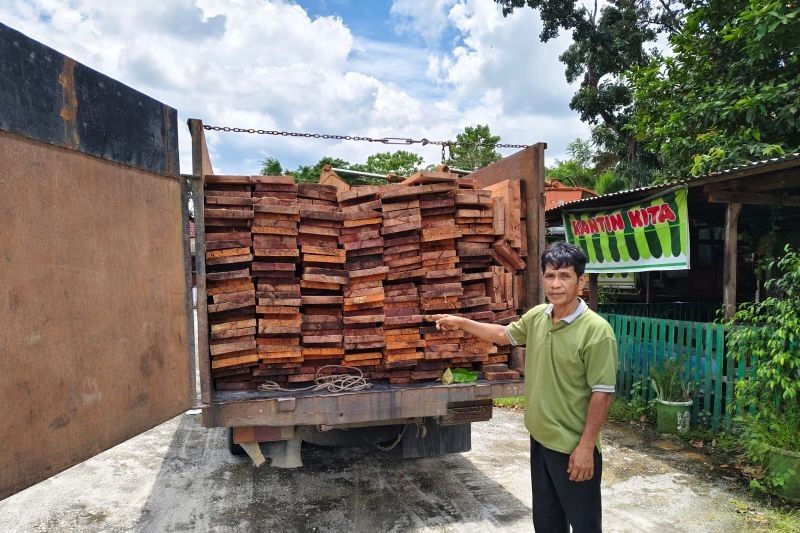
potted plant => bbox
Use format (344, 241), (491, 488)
(650, 356), (694, 434)
(727, 245), (800, 501)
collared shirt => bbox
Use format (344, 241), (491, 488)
(505, 301), (617, 454)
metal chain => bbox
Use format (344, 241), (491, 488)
(202, 124), (530, 149)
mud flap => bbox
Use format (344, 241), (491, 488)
(401, 418), (471, 459)
(239, 442), (266, 467)
(262, 438), (303, 469)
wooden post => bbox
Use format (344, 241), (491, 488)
(722, 202), (742, 319)
(189, 118), (213, 404)
(587, 273), (599, 311)
(524, 143), (547, 308)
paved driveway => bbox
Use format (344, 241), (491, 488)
(0, 408), (762, 532)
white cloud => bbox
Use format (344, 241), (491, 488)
(3, 0), (589, 174)
(390, 0), (457, 46)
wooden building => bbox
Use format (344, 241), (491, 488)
(545, 154), (800, 319)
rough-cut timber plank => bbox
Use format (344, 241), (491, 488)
(485, 370), (520, 380)
(205, 174), (251, 185)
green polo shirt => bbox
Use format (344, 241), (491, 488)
(506, 300), (617, 454)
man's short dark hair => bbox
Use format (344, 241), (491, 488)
(541, 242), (588, 276)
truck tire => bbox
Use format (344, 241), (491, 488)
(227, 427), (246, 456)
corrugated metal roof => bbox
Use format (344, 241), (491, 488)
(551, 152), (800, 211)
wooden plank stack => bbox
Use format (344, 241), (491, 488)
(396, 172), (464, 376)
(203, 171), (530, 391)
(204, 175), (257, 390)
(298, 184), (346, 380)
(379, 185), (426, 379)
(485, 179), (527, 319)
(455, 188), (495, 272)
(488, 265), (520, 325)
(338, 186), (386, 371)
(250, 176), (303, 387)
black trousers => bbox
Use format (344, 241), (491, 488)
(530, 437), (602, 532)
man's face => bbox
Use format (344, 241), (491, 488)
(542, 264), (586, 306)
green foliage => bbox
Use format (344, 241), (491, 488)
(727, 245), (800, 493)
(650, 356), (693, 402)
(547, 138), (632, 195)
(258, 150), (424, 185)
(547, 138), (599, 188)
(608, 397), (645, 422)
(446, 124), (501, 171)
(629, 1), (800, 178)
(738, 406), (800, 462)
(730, 498), (800, 531)
(363, 150), (422, 176)
(497, 0), (682, 183)
(609, 381), (656, 422)
(259, 156), (283, 176)
(290, 156), (352, 183)
(592, 170), (629, 196)
(727, 245), (800, 409)
(493, 396), (525, 409)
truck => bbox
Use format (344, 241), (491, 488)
(0, 23), (545, 499)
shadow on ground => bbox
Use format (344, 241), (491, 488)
(134, 415), (530, 532)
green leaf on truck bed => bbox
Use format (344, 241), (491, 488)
(452, 368), (478, 383)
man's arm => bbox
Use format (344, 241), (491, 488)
(567, 391), (614, 482)
(429, 314), (510, 346)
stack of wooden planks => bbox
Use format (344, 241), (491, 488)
(250, 176), (303, 387)
(203, 171), (528, 391)
(298, 184), (346, 381)
(338, 186), (386, 371)
(488, 265), (519, 325)
(395, 172), (464, 378)
(204, 175), (257, 390)
(455, 187), (495, 272)
(488, 179), (528, 324)
(379, 184), (426, 381)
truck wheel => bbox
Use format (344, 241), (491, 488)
(227, 427), (246, 456)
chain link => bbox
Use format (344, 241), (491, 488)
(202, 124), (530, 149)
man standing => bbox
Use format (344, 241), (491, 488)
(431, 241), (617, 532)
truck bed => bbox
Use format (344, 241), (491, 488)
(202, 378), (524, 427)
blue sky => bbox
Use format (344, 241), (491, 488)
(2, 0), (590, 175)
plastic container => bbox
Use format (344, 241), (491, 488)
(655, 399), (693, 434)
(766, 446), (800, 501)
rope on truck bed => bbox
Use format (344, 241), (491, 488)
(257, 365), (372, 393)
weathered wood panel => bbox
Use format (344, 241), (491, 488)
(0, 131), (191, 499)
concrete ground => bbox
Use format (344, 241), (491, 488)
(0, 408), (769, 532)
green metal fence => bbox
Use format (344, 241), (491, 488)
(601, 313), (754, 430)
(599, 302), (721, 323)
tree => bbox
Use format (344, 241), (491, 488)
(547, 138), (630, 195)
(257, 150), (426, 184)
(496, 0), (683, 185)
(259, 157), (284, 176)
(446, 124), (501, 171)
(547, 138), (598, 188)
(363, 150), (423, 176)
(291, 156), (352, 183)
(629, 1), (800, 178)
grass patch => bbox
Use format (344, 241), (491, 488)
(608, 397), (654, 423)
(729, 498), (800, 532)
(494, 396), (525, 410)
